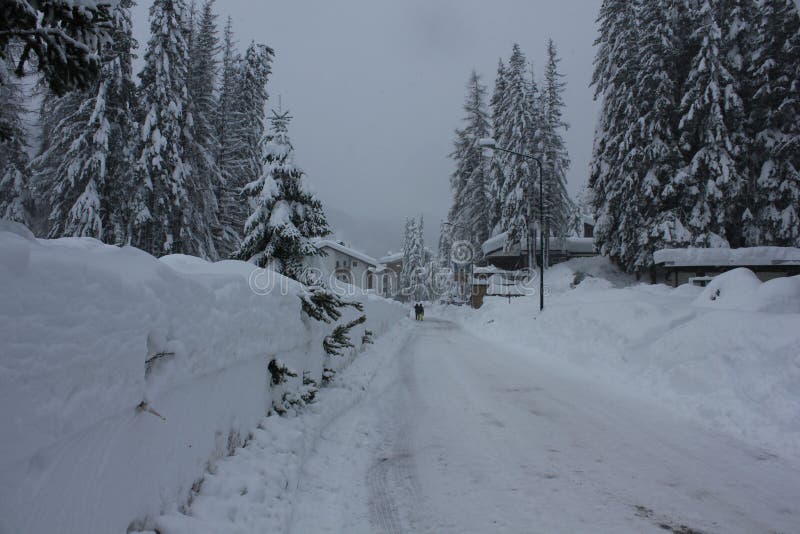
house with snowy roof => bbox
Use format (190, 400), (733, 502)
(306, 240), (380, 292)
(654, 247), (800, 287)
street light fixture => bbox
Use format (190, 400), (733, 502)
(478, 137), (545, 312)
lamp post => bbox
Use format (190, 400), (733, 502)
(478, 137), (545, 312)
(441, 221), (473, 305)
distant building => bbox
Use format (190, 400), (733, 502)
(307, 240), (379, 291)
(654, 247), (800, 287)
(481, 231), (597, 271)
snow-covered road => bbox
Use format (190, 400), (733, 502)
(287, 318), (800, 534)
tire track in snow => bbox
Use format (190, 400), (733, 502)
(366, 320), (433, 533)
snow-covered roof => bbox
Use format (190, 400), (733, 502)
(379, 251), (404, 264)
(313, 240), (378, 266)
(473, 265), (503, 275)
(566, 237), (596, 254)
(482, 232), (529, 256)
(654, 247), (800, 267)
(483, 233), (594, 256)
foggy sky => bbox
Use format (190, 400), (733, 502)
(132, 0), (602, 250)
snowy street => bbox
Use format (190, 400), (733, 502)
(285, 318), (800, 534)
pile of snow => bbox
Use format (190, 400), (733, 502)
(445, 257), (800, 462)
(693, 267), (800, 314)
(0, 221), (404, 534)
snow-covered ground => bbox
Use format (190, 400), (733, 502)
(143, 257), (800, 533)
(155, 316), (799, 533)
(446, 257), (800, 463)
(3, 223), (799, 533)
(0, 220), (404, 534)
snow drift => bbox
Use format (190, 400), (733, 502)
(0, 220), (404, 534)
(445, 257), (800, 462)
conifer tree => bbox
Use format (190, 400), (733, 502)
(0, 0), (115, 110)
(488, 59), (508, 232)
(747, 0), (800, 246)
(678, 0), (744, 247)
(0, 74), (32, 225)
(400, 217), (417, 299)
(215, 16), (245, 257)
(236, 110), (330, 282)
(590, 0), (649, 271)
(497, 44), (536, 248)
(447, 70), (492, 259)
(540, 39), (573, 239)
(221, 41), (273, 257)
(131, 0), (199, 256)
(32, 0), (138, 242)
(186, 0), (223, 257)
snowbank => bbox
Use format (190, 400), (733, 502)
(444, 257), (800, 462)
(0, 221), (404, 534)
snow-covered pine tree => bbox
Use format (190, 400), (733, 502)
(746, 0), (800, 246)
(437, 220), (453, 267)
(32, 0), (138, 242)
(400, 217), (417, 299)
(488, 59), (508, 232)
(215, 16), (245, 257)
(497, 44), (536, 249)
(448, 70), (492, 260)
(590, 0), (647, 272)
(185, 0), (223, 259)
(540, 39), (573, 241)
(222, 41), (273, 256)
(413, 215), (428, 300)
(0, 0), (115, 114)
(130, 0), (198, 256)
(236, 109), (330, 282)
(0, 71), (32, 225)
(630, 0), (692, 272)
(678, 0), (745, 247)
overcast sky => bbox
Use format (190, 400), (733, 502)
(132, 0), (602, 249)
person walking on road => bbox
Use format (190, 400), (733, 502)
(419, 303), (425, 321)
(414, 303), (421, 321)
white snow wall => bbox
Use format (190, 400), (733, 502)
(0, 221), (405, 534)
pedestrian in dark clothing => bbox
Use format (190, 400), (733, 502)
(414, 303), (421, 321)
(419, 303), (425, 321)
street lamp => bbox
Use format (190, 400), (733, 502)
(478, 137), (545, 312)
(441, 221), (473, 305)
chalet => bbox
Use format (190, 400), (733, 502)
(307, 240), (380, 292)
(654, 247), (800, 287)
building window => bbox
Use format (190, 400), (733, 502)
(353, 261), (358, 267)
(336, 260), (340, 267)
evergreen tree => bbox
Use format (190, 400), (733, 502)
(497, 44), (536, 248)
(678, 0), (744, 247)
(488, 59), (508, 232)
(631, 0), (692, 272)
(0, 73), (32, 225)
(747, 0), (800, 246)
(540, 39), (573, 239)
(437, 220), (453, 267)
(185, 0), (223, 258)
(32, 0), (138, 242)
(447, 70), (492, 260)
(0, 0), (115, 115)
(236, 110), (330, 281)
(130, 0), (198, 256)
(223, 41), (273, 257)
(400, 217), (417, 299)
(215, 16), (245, 257)
(590, 0), (649, 272)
